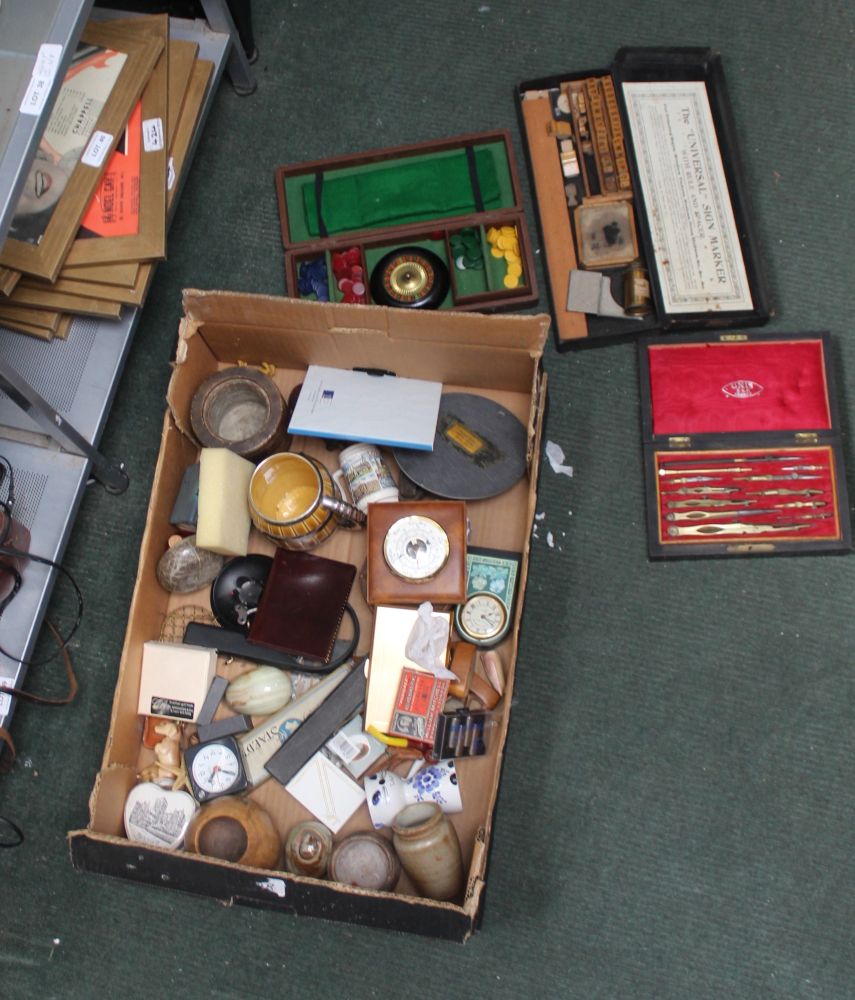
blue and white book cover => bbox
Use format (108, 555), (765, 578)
(288, 365), (442, 451)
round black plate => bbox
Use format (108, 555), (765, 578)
(210, 554), (273, 632)
(369, 246), (450, 309)
(393, 393), (528, 500)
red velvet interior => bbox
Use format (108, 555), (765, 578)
(654, 446), (841, 544)
(648, 341), (831, 436)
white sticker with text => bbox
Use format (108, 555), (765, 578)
(167, 156), (176, 191)
(82, 131), (113, 168)
(19, 44), (63, 116)
(142, 117), (164, 152)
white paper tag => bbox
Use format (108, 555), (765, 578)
(82, 130), (113, 168)
(19, 43), (63, 116)
(142, 117), (164, 153)
(325, 729), (361, 765)
(167, 156), (176, 191)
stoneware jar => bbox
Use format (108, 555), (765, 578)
(392, 801), (464, 901)
(327, 831), (401, 891)
(283, 820), (333, 878)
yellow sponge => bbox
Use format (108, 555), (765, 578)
(196, 447), (254, 556)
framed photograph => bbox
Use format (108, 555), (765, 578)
(574, 197), (638, 268)
(464, 546), (522, 612)
(54, 57), (213, 310)
(0, 304), (62, 337)
(0, 266), (20, 296)
(62, 16), (170, 267)
(7, 281), (122, 319)
(0, 20), (164, 282)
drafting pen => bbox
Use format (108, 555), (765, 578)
(666, 498), (756, 509)
(734, 474), (822, 482)
(668, 521), (815, 537)
(665, 475), (722, 484)
(662, 486), (740, 495)
(659, 466), (750, 476)
(659, 455), (803, 466)
(742, 488), (824, 497)
(666, 507), (828, 522)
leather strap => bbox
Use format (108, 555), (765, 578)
(0, 621), (78, 777)
(1, 621), (78, 707)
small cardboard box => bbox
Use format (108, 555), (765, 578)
(517, 47), (771, 350)
(69, 290), (549, 941)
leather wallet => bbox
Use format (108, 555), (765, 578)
(248, 549), (356, 663)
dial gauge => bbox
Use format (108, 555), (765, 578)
(382, 514), (450, 582)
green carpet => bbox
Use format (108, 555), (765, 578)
(2, 1), (854, 997)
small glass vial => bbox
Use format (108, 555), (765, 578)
(392, 801), (464, 901)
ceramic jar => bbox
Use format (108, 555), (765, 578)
(284, 820), (333, 878)
(392, 801), (464, 901)
(327, 831), (401, 891)
(364, 759), (462, 829)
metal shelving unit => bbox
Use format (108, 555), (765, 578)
(0, 13), (231, 736)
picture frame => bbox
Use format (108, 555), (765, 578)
(61, 16), (170, 267)
(0, 20), (165, 282)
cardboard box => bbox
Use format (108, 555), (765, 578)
(68, 290), (549, 941)
(517, 47), (771, 350)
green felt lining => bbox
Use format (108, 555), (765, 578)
(284, 141), (516, 243)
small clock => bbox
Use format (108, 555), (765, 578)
(455, 591), (510, 647)
(184, 735), (249, 802)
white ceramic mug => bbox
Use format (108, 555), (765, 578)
(333, 442), (399, 514)
(364, 759), (462, 829)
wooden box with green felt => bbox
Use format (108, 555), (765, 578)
(274, 131), (538, 313)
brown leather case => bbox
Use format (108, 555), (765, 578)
(248, 549), (356, 662)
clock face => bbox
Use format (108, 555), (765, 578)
(458, 592), (508, 644)
(382, 514), (450, 582)
(187, 740), (245, 800)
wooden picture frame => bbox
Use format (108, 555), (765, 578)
(57, 55), (212, 294)
(0, 20), (164, 282)
(61, 16), (170, 267)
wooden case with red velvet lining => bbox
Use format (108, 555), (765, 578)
(638, 331), (851, 558)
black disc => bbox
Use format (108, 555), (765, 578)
(393, 392), (528, 500)
(369, 246), (450, 309)
(210, 554), (273, 632)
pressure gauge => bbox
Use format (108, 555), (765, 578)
(184, 736), (248, 802)
(382, 514), (450, 582)
(455, 591), (510, 647)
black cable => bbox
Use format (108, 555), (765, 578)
(0, 455), (84, 666)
